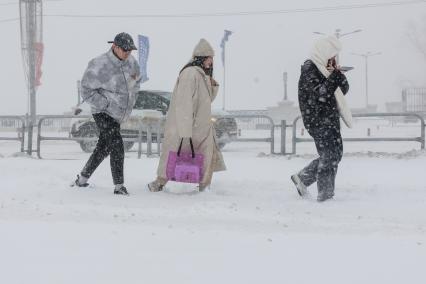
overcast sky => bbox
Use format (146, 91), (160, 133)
(0, 0), (425, 115)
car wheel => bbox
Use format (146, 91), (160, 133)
(79, 127), (99, 153)
(123, 142), (135, 152)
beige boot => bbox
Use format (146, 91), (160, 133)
(198, 183), (210, 192)
(148, 177), (167, 192)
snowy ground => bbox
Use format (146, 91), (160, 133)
(1, 129), (426, 283)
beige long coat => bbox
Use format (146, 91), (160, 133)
(156, 66), (226, 185)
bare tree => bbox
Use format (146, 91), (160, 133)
(406, 16), (426, 61)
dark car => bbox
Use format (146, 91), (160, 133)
(70, 90), (238, 152)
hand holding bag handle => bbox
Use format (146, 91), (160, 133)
(177, 138), (195, 159)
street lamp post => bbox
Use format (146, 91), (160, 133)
(20, 0), (43, 155)
(351, 52), (382, 108)
(222, 42), (227, 110)
(220, 30), (233, 110)
(283, 72), (288, 101)
(313, 28), (362, 63)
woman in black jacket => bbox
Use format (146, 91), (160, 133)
(291, 36), (350, 202)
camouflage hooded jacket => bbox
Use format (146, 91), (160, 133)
(81, 49), (141, 123)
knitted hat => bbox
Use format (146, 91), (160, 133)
(192, 38), (215, 57)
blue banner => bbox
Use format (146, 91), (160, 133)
(138, 35), (150, 83)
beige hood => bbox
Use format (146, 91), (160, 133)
(192, 38), (215, 57)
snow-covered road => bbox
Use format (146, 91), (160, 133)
(1, 142), (426, 284)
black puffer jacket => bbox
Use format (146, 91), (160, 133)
(298, 60), (349, 136)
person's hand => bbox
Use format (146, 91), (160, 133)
(210, 77), (218, 86)
(326, 65), (335, 72)
(73, 107), (82, 115)
(327, 65), (344, 73)
(327, 58), (337, 72)
(131, 74), (141, 81)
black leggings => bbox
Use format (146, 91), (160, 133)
(81, 113), (124, 185)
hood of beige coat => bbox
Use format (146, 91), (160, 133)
(192, 38), (215, 58)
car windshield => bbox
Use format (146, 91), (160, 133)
(134, 90), (171, 114)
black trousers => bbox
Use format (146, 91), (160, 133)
(298, 128), (343, 197)
(81, 113), (124, 185)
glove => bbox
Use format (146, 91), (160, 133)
(73, 107), (83, 115)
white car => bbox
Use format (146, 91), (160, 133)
(70, 90), (237, 152)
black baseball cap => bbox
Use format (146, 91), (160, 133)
(108, 32), (137, 51)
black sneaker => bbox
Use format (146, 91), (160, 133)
(71, 175), (89, 187)
(291, 174), (308, 197)
(317, 191), (334, 202)
(114, 186), (129, 195)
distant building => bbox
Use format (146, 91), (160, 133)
(385, 101), (403, 113)
(227, 100), (302, 129)
(227, 109), (269, 130)
(383, 87), (426, 124)
(402, 87), (426, 113)
(266, 100), (301, 125)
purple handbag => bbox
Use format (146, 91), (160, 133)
(166, 138), (204, 183)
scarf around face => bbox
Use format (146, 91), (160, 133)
(309, 36), (353, 128)
(180, 56), (213, 76)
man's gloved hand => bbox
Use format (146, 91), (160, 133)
(73, 107), (83, 115)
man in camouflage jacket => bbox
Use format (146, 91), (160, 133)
(72, 32), (141, 195)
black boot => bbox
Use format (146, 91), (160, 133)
(114, 185), (129, 195)
(71, 175), (89, 187)
(317, 191), (334, 202)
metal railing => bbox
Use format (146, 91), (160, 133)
(36, 114), (277, 157)
(36, 115), (162, 159)
(23, 112), (426, 157)
(0, 116), (26, 152)
(279, 120), (289, 155)
(291, 112), (426, 154)
(219, 114), (276, 154)
(137, 119), (163, 159)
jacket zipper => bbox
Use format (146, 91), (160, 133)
(120, 65), (130, 123)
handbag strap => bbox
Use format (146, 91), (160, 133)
(177, 138), (195, 159)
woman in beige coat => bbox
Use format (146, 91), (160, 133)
(148, 39), (226, 192)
